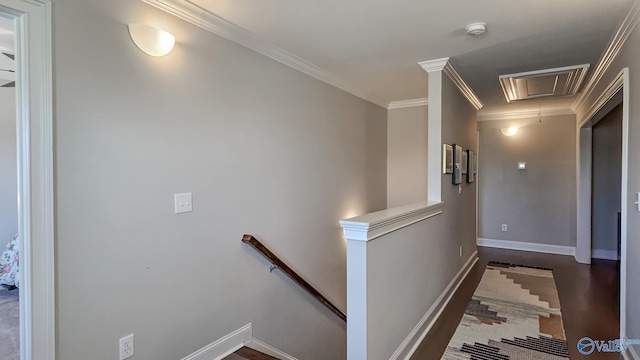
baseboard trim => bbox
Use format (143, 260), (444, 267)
(477, 238), (576, 256)
(246, 338), (298, 360)
(180, 323), (252, 360)
(389, 250), (479, 360)
(179, 323), (297, 360)
(592, 249), (620, 261)
(624, 343), (639, 360)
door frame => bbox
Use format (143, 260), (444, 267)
(576, 68), (629, 340)
(0, 1), (54, 359)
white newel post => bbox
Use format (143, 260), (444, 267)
(340, 202), (445, 360)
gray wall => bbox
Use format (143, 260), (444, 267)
(387, 106), (428, 207)
(53, 1), (387, 359)
(575, 18), (640, 346)
(478, 115), (577, 246)
(592, 104), (622, 253)
(365, 73), (477, 360)
(0, 88), (16, 244)
(441, 74), (478, 260)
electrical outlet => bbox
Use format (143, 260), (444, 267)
(459, 245), (463, 257)
(119, 334), (134, 360)
(501, 224), (508, 232)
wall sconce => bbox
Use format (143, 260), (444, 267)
(128, 23), (175, 57)
(518, 162), (526, 170)
(501, 126), (519, 136)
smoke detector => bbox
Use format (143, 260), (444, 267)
(465, 22), (487, 36)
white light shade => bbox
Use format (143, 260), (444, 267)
(518, 162), (526, 170)
(501, 126), (519, 136)
(128, 23), (175, 57)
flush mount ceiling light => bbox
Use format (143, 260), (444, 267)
(501, 127), (519, 136)
(128, 23), (175, 57)
(465, 22), (487, 36)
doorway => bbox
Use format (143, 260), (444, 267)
(576, 68), (629, 341)
(0, 13), (19, 359)
(0, 1), (54, 360)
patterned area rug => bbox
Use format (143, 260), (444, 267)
(442, 262), (569, 359)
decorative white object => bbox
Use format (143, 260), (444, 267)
(128, 23), (175, 57)
(501, 126), (519, 136)
(518, 162), (526, 170)
(499, 64), (590, 102)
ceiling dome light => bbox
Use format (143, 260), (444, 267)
(465, 22), (487, 36)
(501, 126), (519, 137)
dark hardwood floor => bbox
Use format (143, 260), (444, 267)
(410, 247), (621, 360)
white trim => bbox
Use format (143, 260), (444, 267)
(478, 108), (575, 122)
(592, 249), (619, 261)
(572, 0), (640, 113)
(139, 0), (389, 108)
(389, 251), (479, 360)
(418, 58), (449, 73)
(245, 338), (298, 360)
(419, 58), (483, 110)
(387, 98), (428, 110)
(443, 62), (483, 110)
(499, 64), (589, 103)
(477, 238), (576, 256)
(624, 342), (640, 360)
(339, 201), (444, 242)
(0, 1), (54, 360)
(576, 127), (593, 264)
(180, 323), (251, 360)
(578, 70), (624, 127)
(178, 324), (297, 360)
(426, 68), (443, 202)
(620, 68), (630, 341)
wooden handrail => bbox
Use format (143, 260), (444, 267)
(242, 234), (347, 322)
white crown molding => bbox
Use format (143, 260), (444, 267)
(340, 201), (444, 242)
(444, 61), (484, 110)
(478, 107), (575, 121)
(578, 69), (624, 127)
(419, 57), (483, 110)
(140, 0), (390, 108)
(418, 57), (450, 73)
(572, 0), (640, 113)
(387, 98), (428, 110)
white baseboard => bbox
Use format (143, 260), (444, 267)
(477, 238), (576, 256)
(246, 338), (298, 360)
(592, 249), (620, 261)
(180, 323), (297, 360)
(181, 323), (251, 360)
(389, 250), (479, 360)
(624, 346), (639, 360)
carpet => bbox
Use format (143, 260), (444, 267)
(0, 287), (19, 360)
(442, 262), (569, 359)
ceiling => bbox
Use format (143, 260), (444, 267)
(183, 0), (632, 113)
(0, 15), (14, 87)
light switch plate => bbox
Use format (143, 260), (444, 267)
(174, 193), (193, 214)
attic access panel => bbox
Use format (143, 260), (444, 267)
(499, 64), (590, 102)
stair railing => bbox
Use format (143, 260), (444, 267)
(242, 234), (347, 322)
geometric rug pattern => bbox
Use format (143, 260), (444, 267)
(442, 262), (569, 359)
